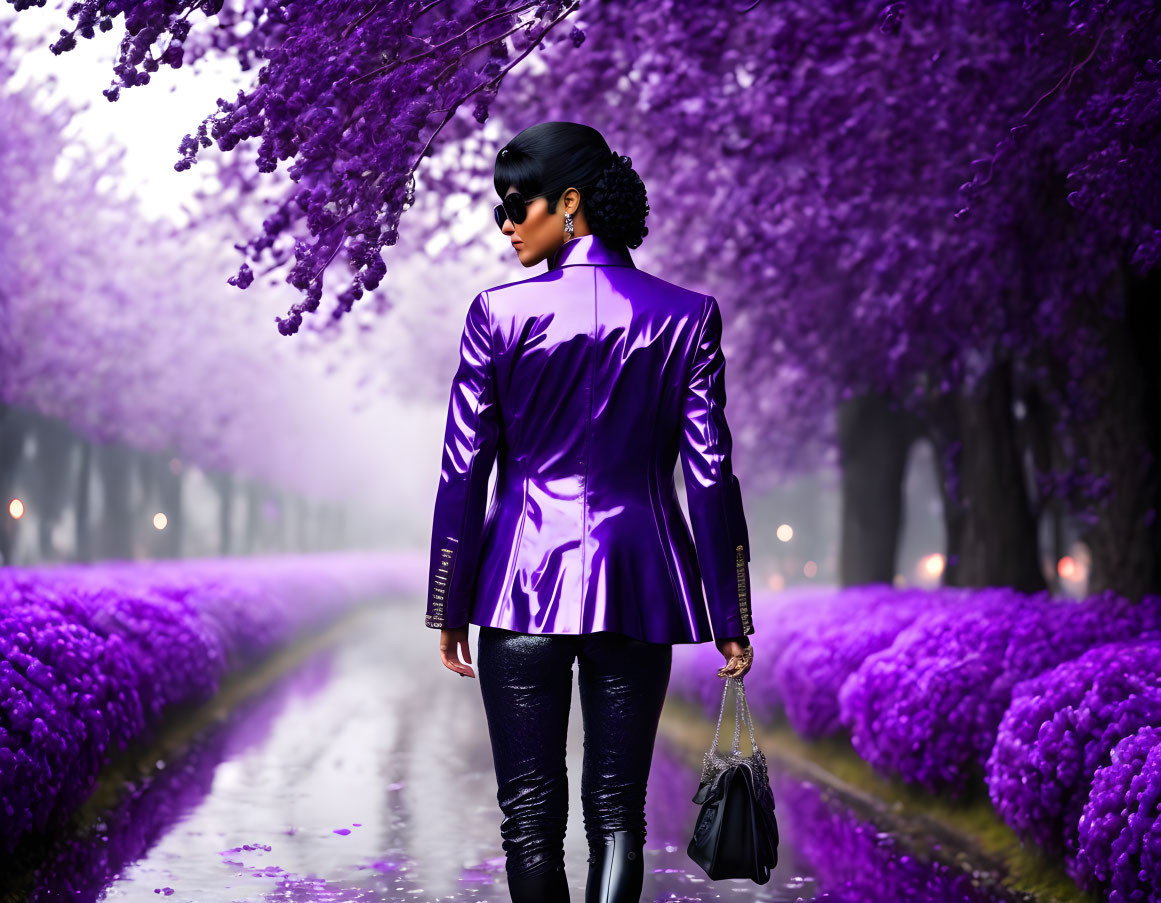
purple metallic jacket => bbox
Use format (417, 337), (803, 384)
(425, 232), (753, 645)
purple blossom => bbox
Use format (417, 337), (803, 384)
(0, 553), (419, 854)
(986, 640), (1161, 861)
(1074, 725), (1161, 902)
(670, 585), (1161, 900)
(771, 585), (957, 737)
(839, 589), (1161, 795)
(5, 3), (1160, 562)
(669, 587), (833, 721)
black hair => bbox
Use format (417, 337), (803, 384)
(493, 121), (650, 249)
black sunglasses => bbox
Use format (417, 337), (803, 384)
(493, 191), (548, 230)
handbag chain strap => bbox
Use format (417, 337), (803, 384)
(709, 676), (760, 757)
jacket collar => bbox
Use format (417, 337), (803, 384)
(546, 233), (636, 271)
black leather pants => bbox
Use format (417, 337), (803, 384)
(477, 625), (673, 887)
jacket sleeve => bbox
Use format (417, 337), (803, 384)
(426, 290), (502, 630)
(678, 294), (754, 642)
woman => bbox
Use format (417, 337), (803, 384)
(424, 121), (755, 903)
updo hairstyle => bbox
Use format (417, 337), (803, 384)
(493, 121), (650, 249)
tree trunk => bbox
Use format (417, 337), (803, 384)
(949, 359), (1045, 592)
(332, 499), (343, 547)
(157, 455), (184, 559)
(925, 392), (966, 588)
(244, 479), (262, 553)
(837, 391), (921, 586)
(294, 494), (309, 552)
(208, 471), (235, 555)
(29, 414), (75, 562)
(0, 403), (30, 565)
(75, 439), (93, 562)
(318, 502), (334, 551)
(1077, 264), (1161, 599)
(270, 490), (285, 551)
(1019, 378), (1063, 593)
(138, 449), (158, 535)
(96, 442), (134, 560)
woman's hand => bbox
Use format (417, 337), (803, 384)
(715, 636), (753, 679)
(439, 627), (475, 678)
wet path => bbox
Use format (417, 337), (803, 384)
(14, 602), (1025, 902)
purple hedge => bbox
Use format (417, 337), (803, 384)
(667, 585), (836, 720)
(986, 640), (1161, 862)
(668, 584), (1161, 901)
(1074, 725), (1161, 903)
(0, 552), (421, 855)
(838, 589), (1161, 796)
(668, 583), (957, 734)
(771, 585), (961, 738)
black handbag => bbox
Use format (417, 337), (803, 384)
(687, 676), (779, 884)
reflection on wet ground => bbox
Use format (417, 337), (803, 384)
(10, 603), (1024, 902)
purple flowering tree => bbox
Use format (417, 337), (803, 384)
(0, 24), (431, 561)
(13, 0), (1160, 595)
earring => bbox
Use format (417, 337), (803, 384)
(563, 211), (574, 240)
